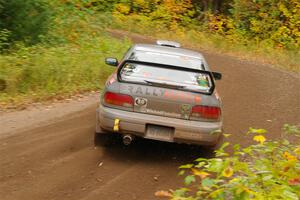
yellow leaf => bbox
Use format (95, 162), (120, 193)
(283, 151), (297, 161)
(222, 166), (233, 178)
(191, 168), (210, 179)
(253, 135), (266, 144)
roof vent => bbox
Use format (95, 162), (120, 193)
(156, 40), (181, 48)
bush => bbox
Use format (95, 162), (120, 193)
(156, 125), (300, 200)
(0, 0), (53, 47)
(0, 29), (10, 50)
(112, 0), (300, 51)
(230, 0), (300, 50)
(0, 35), (131, 107)
(113, 0), (196, 31)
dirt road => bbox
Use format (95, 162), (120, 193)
(0, 31), (299, 200)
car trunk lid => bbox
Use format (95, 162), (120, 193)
(119, 83), (220, 121)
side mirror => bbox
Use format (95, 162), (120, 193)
(105, 57), (118, 67)
(212, 72), (222, 80)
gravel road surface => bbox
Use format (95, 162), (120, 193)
(0, 30), (299, 200)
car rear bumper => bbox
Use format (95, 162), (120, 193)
(96, 104), (222, 146)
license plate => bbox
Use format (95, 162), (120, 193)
(146, 125), (174, 142)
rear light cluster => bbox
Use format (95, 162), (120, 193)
(104, 91), (221, 120)
(104, 92), (134, 108)
(191, 105), (221, 120)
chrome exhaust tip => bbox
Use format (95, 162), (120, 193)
(122, 135), (133, 146)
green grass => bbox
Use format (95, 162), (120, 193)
(0, 35), (131, 109)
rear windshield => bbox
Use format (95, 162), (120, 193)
(119, 62), (213, 94)
(129, 51), (204, 70)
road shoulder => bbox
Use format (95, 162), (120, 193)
(0, 92), (100, 139)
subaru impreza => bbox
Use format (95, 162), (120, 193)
(95, 40), (223, 147)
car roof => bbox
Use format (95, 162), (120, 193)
(133, 44), (205, 60)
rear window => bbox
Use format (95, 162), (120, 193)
(129, 51), (204, 70)
(119, 62), (213, 94)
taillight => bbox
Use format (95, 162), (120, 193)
(104, 92), (134, 108)
(191, 105), (221, 120)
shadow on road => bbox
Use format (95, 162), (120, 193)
(95, 134), (215, 166)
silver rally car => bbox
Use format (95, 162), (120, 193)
(95, 40), (223, 146)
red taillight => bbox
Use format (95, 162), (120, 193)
(191, 105), (221, 120)
(104, 92), (134, 108)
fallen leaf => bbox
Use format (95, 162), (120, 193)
(155, 190), (172, 198)
(96, 178), (103, 182)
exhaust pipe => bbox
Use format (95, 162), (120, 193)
(123, 134), (134, 146)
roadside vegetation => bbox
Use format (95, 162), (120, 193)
(0, 37), (130, 108)
(0, 0), (130, 109)
(0, 1), (299, 199)
(0, 0), (299, 108)
(156, 125), (300, 199)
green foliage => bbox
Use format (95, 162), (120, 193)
(0, 0), (53, 47)
(0, 35), (131, 107)
(0, 29), (10, 50)
(88, 0), (120, 12)
(0, 0), (132, 108)
(161, 125), (300, 200)
(113, 0), (195, 32)
(230, 0), (300, 50)
(45, 0), (116, 46)
(111, 0), (300, 51)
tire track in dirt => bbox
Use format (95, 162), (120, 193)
(0, 30), (299, 200)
